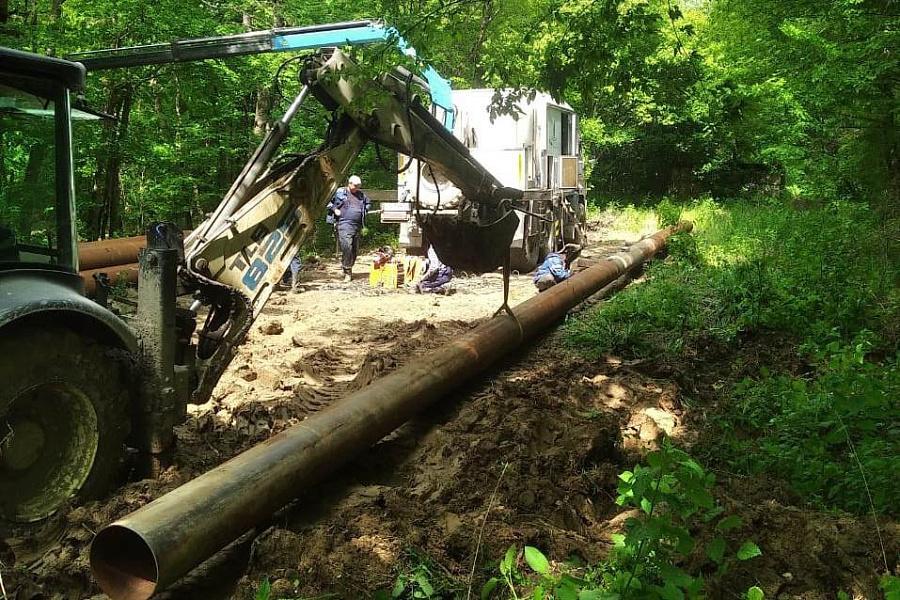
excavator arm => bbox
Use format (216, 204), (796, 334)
(304, 49), (525, 272)
(181, 48), (523, 405)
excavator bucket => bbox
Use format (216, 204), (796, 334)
(419, 210), (519, 274)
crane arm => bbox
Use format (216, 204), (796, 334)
(70, 20), (454, 129)
(183, 48), (523, 404)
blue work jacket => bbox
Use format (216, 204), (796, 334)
(327, 187), (371, 227)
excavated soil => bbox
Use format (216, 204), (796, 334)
(2, 218), (896, 599)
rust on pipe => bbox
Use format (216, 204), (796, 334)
(90, 222), (693, 600)
(78, 231), (191, 270)
(78, 235), (148, 270)
(80, 262), (140, 296)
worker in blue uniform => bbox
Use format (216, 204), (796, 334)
(416, 245), (453, 294)
(533, 244), (580, 291)
(327, 175), (371, 282)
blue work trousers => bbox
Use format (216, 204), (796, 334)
(281, 256), (302, 285)
(418, 267), (453, 292)
(337, 224), (361, 273)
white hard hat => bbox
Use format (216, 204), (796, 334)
(348, 175), (362, 186)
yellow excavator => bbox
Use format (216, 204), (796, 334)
(0, 20), (541, 533)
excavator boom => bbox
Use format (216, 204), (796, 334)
(175, 47), (523, 405)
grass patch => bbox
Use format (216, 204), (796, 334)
(569, 197), (896, 358)
(719, 335), (899, 515)
(568, 197), (899, 516)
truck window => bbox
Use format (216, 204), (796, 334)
(561, 112), (573, 156)
(0, 77), (59, 265)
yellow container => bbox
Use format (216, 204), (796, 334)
(403, 256), (426, 285)
(369, 264), (383, 287)
(370, 261), (403, 288)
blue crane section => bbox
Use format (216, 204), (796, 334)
(70, 20), (455, 129)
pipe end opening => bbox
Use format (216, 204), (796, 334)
(90, 524), (159, 600)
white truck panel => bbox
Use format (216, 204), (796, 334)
(390, 89), (583, 254)
(470, 148), (527, 190)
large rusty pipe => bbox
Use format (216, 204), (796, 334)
(80, 262), (140, 296)
(90, 222), (692, 600)
(78, 231), (192, 270)
(78, 235), (147, 270)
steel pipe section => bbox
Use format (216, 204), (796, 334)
(90, 222), (692, 600)
(78, 235), (147, 270)
(80, 262), (139, 296)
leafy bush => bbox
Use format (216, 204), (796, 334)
(718, 334), (899, 515)
(482, 443), (761, 599)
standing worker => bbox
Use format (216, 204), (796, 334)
(327, 175), (371, 282)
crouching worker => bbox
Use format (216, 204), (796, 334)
(533, 244), (580, 292)
(416, 245), (453, 294)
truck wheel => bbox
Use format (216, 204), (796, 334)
(0, 325), (130, 527)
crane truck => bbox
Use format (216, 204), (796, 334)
(0, 20), (578, 534)
(385, 89), (586, 272)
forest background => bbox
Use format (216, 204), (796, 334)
(1, 0), (896, 239)
(1, 0), (898, 596)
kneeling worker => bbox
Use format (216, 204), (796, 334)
(327, 174), (371, 283)
(533, 244), (580, 292)
(416, 245), (453, 294)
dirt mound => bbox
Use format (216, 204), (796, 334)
(232, 341), (689, 598)
(707, 489), (898, 597)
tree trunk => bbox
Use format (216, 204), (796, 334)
(106, 91), (133, 235)
(469, 0), (495, 86)
(92, 87), (134, 238)
(0, 0), (9, 23)
(253, 86), (275, 136)
(18, 144), (47, 233)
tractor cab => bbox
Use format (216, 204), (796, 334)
(0, 48), (84, 272)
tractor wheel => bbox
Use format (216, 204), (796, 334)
(0, 324), (131, 529)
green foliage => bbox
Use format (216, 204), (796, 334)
(255, 577), (272, 600)
(392, 565), (436, 600)
(602, 440), (757, 598)
(706, 0), (899, 204)
(654, 199), (682, 228)
(718, 335), (900, 515)
(567, 200), (898, 516)
(745, 587), (764, 600)
(376, 548), (461, 600)
(3, 0), (896, 240)
(483, 443), (760, 599)
(882, 574), (900, 600)
(567, 198), (897, 359)
(483, 545), (590, 600)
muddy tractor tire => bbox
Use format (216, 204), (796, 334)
(0, 324), (131, 528)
